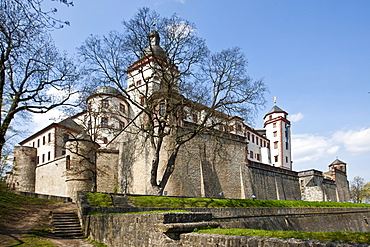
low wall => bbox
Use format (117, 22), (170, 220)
(180, 233), (370, 247)
(76, 192), (370, 246)
(16, 191), (72, 202)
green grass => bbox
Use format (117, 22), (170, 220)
(194, 228), (370, 244)
(127, 195), (368, 208)
(88, 239), (108, 247)
(86, 192), (113, 207)
(0, 189), (54, 225)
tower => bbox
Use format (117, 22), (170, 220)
(126, 31), (179, 115)
(263, 104), (292, 170)
(11, 146), (37, 192)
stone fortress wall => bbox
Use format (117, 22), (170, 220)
(8, 129), (350, 203)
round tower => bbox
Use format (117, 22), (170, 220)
(85, 86), (128, 146)
(263, 104), (292, 170)
(12, 146), (37, 192)
(65, 137), (99, 201)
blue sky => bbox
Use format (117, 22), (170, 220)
(37, 0), (370, 182)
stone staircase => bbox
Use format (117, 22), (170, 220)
(52, 212), (83, 238)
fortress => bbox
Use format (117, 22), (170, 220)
(6, 31), (350, 202)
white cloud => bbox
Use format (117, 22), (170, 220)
(292, 133), (340, 164)
(31, 108), (66, 132)
(289, 113), (304, 122)
(291, 127), (370, 173)
(333, 127), (370, 155)
(166, 21), (194, 41)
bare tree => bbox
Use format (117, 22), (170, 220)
(78, 7), (267, 195)
(0, 0), (78, 156)
(350, 176), (365, 203)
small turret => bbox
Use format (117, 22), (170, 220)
(329, 158), (347, 173)
(263, 102), (292, 170)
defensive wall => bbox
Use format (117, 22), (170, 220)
(76, 192), (370, 247)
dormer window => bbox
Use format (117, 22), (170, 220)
(136, 80), (142, 86)
(101, 99), (109, 108)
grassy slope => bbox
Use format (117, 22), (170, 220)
(127, 195), (369, 208)
(0, 188), (56, 246)
(0, 189), (55, 226)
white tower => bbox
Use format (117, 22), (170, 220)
(263, 104), (292, 170)
(126, 31), (179, 115)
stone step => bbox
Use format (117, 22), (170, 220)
(52, 211), (83, 238)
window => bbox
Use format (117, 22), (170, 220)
(120, 104), (126, 113)
(256, 153), (260, 161)
(236, 124), (242, 133)
(84, 115), (88, 122)
(159, 103), (165, 116)
(119, 121), (125, 130)
(256, 137), (259, 145)
(62, 150), (66, 155)
(32, 142), (35, 147)
(101, 99), (109, 108)
(42, 154), (45, 163)
(273, 122), (277, 128)
(140, 97), (145, 105)
(42, 136), (45, 145)
(66, 155), (71, 169)
(136, 80), (142, 86)
(48, 133), (51, 142)
(249, 151), (254, 159)
(47, 151), (51, 161)
(247, 132), (250, 141)
(192, 113), (198, 123)
(274, 141), (278, 149)
(269, 115), (272, 120)
(101, 117), (108, 128)
(251, 135), (254, 143)
(37, 139), (40, 147)
(286, 156), (288, 163)
(103, 137), (108, 144)
(36, 156), (39, 164)
(273, 131), (277, 137)
(274, 155), (278, 162)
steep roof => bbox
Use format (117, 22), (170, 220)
(19, 117), (84, 145)
(329, 158), (346, 166)
(264, 105), (287, 119)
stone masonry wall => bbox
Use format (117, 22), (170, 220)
(96, 149), (119, 193)
(335, 170), (351, 202)
(166, 133), (247, 199)
(246, 162), (301, 200)
(180, 233), (369, 247)
(12, 146), (37, 192)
